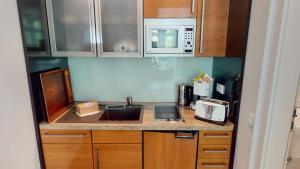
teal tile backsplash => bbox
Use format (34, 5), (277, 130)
(212, 57), (242, 79)
(68, 57), (213, 102)
(28, 57), (68, 73)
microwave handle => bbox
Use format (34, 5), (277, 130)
(200, 0), (206, 54)
(191, 0), (196, 14)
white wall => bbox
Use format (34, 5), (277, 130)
(254, 0), (300, 167)
(235, 0), (300, 168)
(0, 0), (40, 168)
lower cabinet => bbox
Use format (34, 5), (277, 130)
(197, 131), (232, 169)
(40, 129), (93, 169)
(92, 130), (142, 169)
(93, 144), (142, 169)
(144, 131), (198, 169)
(40, 129), (232, 169)
(42, 144), (94, 169)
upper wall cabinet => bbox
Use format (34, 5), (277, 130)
(226, 0), (251, 57)
(195, 0), (251, 57)
(96, 0), (143, 57)
(19, 0), (50, 57)
(45, 0), (97, 57)
(45, 0), (143, 57)
(195, 0), (230, 57)
(144, 0), (198, 18)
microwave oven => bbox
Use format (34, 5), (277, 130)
(144, 18), (196, 57)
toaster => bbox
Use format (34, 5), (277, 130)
(195, 99), (229, 125)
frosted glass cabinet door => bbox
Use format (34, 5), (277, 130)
(96, 0), (143, 57)
(46, 0), (96, 57)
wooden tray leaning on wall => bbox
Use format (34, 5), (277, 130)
(40, 68), (74, 123)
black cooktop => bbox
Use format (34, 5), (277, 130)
(154, 105), (182, 121)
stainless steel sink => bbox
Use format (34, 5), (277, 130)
(98, 105), (144, 123)
(154, 105), (183, 122)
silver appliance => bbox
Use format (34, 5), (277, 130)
(178, 85), (194, 106)
(144, 18), (196, 57)
(154, 105), (183, 122)
(195, 99), (229, 125)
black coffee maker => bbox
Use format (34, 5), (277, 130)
(213, 75), (242, 123)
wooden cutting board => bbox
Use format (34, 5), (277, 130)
(40, 68), (74, 123)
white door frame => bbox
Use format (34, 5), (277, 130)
(0, 0), (40, 168)
(253, 0), (300, 167)
(234, 0), (300, 168)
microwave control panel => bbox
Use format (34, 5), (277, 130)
(184, 26), (194, 53)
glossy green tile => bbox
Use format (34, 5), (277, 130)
(68, 57), (213, 102)
(28, 57), (68, 73)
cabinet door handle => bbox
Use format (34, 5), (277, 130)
(191, 0), (196, 14)
(43, 133), (86, 138)
(95, 148), (100, 169)
(200, 0), (206, 54)
(202, 163), (226, 168)
(175, 131), (196, 139)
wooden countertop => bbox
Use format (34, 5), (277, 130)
(39, 105), (234, 131)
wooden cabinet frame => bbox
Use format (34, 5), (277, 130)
(40, 129), (233, 169)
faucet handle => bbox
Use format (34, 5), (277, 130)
(125, 96), (133, 106)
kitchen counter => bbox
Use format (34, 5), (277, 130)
(39, 104), (234, 131)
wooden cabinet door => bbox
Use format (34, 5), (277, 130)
(195, 0), (230, 56)
(93, 144), (142, 169)
(42, 144), (93, 169)
(144, 131), (198, 169)
(144, 0), (198, 18)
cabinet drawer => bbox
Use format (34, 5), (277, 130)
(199, 131), (232, 145)
(92, 131), (142, 144)
(40, 129), (91, 144)
(197, 159), (229, 169)
(198, 145), (231, 159)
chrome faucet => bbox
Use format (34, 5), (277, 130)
(125, 96), (133, 106)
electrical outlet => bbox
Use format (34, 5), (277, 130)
(216, 83), (225, 94)
(248, 113), (255, 128)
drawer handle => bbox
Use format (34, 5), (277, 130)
(204, 133), (229, 138)
(202, 163), (226, 168)
(44, 133), (86, 138)
(203, 148), (228, 153)
(175, 131), (196, 139)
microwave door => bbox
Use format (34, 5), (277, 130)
(145, 26), (185, 54)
